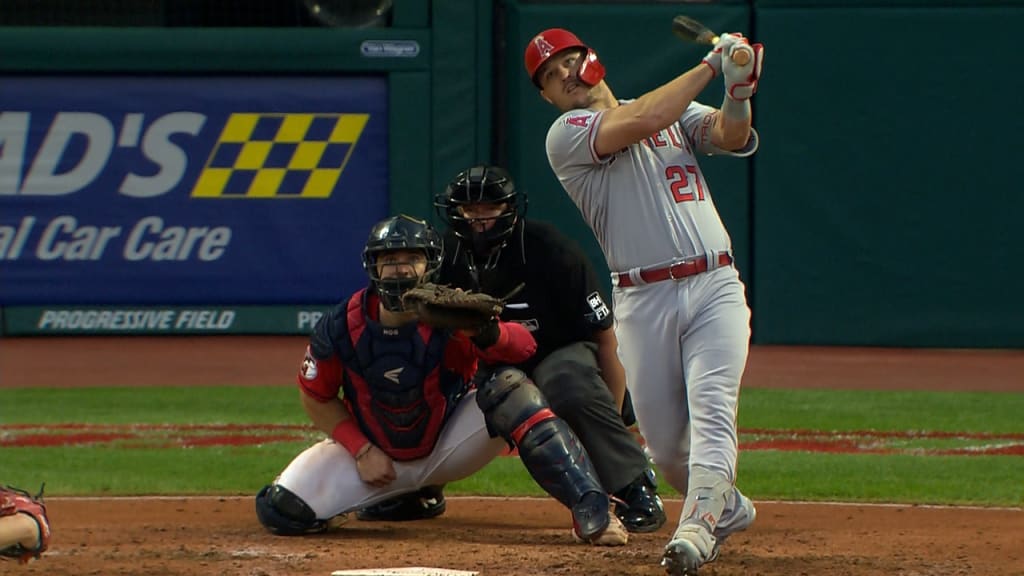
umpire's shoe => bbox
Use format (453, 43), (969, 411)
(355, 485), (446, 522)
(613, 469), (666, 533)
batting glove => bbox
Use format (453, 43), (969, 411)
(701, 33), (744, 78)
(723, 42), (765, 100)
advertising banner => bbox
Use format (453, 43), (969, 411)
(2, 305), (332, 335)
(0, 76), (389, 305)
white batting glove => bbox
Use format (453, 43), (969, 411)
(701, 33), (744, 78)
(723, 41), (765, 100)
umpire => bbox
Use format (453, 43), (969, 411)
(357, 165), (666, 533)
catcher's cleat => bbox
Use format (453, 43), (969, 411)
(572, 508), (629, 546)
(613, 469), (667, 533)
(355, 486), (447, 522)
(324, 513), (350, 531)
(570, 491), (627, 546)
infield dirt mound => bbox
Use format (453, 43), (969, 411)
(17, 496), (1023, 576)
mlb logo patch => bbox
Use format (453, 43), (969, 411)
(587, 291), (609, 321)
(301, 350), (318, 380)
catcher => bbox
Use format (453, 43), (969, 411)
(358, 166), (666, 534)
(255, 214), (628, 546)
(0, 485), (51, 564)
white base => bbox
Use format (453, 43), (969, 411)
(333, 565), (481, 569)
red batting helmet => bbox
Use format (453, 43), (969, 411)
(524, 28), (606, 88)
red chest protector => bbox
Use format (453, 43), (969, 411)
(332, 290), (467, 461)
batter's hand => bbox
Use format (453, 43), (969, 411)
(723, 41), (764, 100)
(355, 445), (397, 487)
(701, 33), (744, 78)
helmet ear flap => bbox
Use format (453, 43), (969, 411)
(577, 49), (605, 86)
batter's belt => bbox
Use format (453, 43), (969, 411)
(611, 252), (733, 288)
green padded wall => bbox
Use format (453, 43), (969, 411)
(753, 5), (1024, 347)
(503, 2), (754, 296)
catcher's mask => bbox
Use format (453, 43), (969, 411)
(362, 214), (443, 312)
(434, 165), (527, 259)
(524, 28), (605, 89)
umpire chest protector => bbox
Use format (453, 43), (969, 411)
(327, 290), (465, 461)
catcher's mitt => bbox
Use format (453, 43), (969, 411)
(0, 484), (51, 564)
(402, 283), (512, 330)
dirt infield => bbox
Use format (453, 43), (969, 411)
(3, 337), (1023, 575)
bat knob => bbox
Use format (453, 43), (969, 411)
(731, 46), (752, 66)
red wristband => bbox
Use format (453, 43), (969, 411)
(331, 419), (370, 458)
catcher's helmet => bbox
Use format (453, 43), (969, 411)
(524, 28), (605, 88)
(434, 165), (527, 257)
(362, 214), (443, 311)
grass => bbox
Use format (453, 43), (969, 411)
(2, 386), (1022, 506)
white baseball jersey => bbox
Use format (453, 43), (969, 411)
(545, 100), (758, 273)
(545, 98), (756, 502)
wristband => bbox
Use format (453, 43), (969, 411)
(331, 419), (370, 458)
(721, 96), (751, 121)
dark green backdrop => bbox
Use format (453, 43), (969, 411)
(500, 0), (1024, 349)
(3, 0), (1022, 347)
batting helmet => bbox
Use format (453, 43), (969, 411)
(362, 214), (443, 311)
(524, 28), (605, 88)
(434, 165), (527, 258)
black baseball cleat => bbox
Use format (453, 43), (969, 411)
(613, 469), (667, 533)
(355, 485), (446, 522)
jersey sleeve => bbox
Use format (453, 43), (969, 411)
(556, 235), (614, 334)
(297, 344), (343, 402)
(476, 321), (537, 365)
(545, 108), (611, 172)
(298, 307), (345, 402)
(440, 326), (536, 381)
(442, 332), (480, 383)
(679, 101), (759, 157)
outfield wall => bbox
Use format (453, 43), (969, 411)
(2, 0), (1022, 347)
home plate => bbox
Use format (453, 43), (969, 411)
(333, 565), (481, 569)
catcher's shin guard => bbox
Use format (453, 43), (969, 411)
(255, 484), (346, 536)
(476, 367), (610, 540)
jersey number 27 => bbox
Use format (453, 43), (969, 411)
(666, 165), (705, 203)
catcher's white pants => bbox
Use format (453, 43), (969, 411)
(274, 390), (506, 519)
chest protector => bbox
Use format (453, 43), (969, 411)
(332, 290), (466, 461)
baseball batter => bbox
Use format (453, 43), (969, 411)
(524, 27), (765, 575)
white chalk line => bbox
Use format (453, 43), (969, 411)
(47, 495), (1022, 512)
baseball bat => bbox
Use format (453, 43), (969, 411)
(671, 15), (751, 66)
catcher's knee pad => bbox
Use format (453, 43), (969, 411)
(255, 484), (333, 536)
(476, 368), (605, 514)
(476, 367), (554, 444)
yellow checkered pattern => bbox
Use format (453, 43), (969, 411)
(191, 113), (370, 199)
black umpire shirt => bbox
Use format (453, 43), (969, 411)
(439, 219), (614, 375)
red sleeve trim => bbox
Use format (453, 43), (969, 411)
(587, 110), (606, 163)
